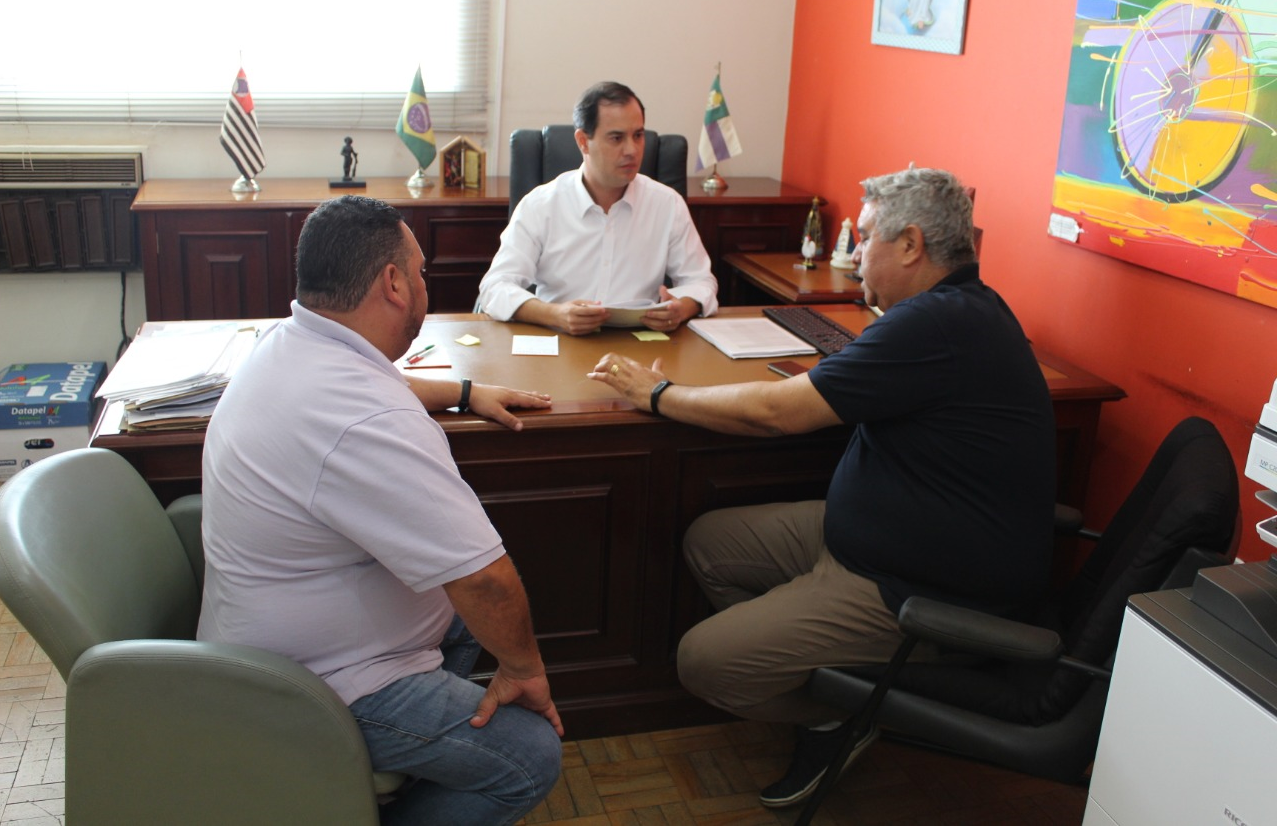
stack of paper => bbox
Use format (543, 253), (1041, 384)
(687, 318), (817, 359)
(97, 324), (260, 432)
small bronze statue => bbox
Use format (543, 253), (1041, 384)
(330, 136), (366, 189)
(341, 137), (358, 180)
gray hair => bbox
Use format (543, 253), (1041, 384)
(860, 167), (975, 270)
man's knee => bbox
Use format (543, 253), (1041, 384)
(683, 508), (735, 573)
(508, 716), (562, 802)
(676, 618), (739, 706)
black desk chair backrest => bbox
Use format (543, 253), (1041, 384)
(800, 415), (1240, 824)
(507, 125), (688, 216)
(893, 416), (1240, 726)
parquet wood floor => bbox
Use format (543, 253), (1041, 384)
(519, 720), (1088, 826)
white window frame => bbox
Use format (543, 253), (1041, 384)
(0, 0), (490, 132)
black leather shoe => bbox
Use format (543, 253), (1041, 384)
(758, 723), (879, 809)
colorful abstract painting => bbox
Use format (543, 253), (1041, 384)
(1050, 0), (1277, 308)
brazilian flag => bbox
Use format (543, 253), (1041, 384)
(397, 67), (437, 171)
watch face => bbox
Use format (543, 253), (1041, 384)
(407, 103), (431, 134)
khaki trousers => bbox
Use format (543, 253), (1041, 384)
(678, 500), (933, 727)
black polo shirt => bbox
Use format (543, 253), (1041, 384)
(807, 264), (1055, 615)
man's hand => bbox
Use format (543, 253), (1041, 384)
(641, 286), (699, 333)
(587, 353), (666, 411)
(470, 667), (564, 737)
(406, 376), (550, 431)
(514, 298), (610, 335)
(467, 383), (552, 431)
(550, 300), (611, 335)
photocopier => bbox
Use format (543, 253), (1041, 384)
(1083, 380), (1277, 826)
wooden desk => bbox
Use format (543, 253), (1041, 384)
(132, 176), (817, 319)
(722, 251), (865, 305)
(91, 306), (1123, 737)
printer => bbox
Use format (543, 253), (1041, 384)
(1083, 382), (1277, 826)
(1244, 376), (1277, 549)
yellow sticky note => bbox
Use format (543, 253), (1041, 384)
(455, 334), (481, 346)
(633, 331), (668, 341)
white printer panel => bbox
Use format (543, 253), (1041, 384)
(1084, 603), (1277, 826)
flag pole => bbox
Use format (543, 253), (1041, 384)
(701, 62), (729, 193)
(703, 163), (725, 193)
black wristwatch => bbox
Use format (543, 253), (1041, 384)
(650, 379), (673, 416)
(457, 378), (472, 413)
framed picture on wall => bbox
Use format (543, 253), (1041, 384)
(1049, 0), (1277, 309)
(871, 0), (969, 55)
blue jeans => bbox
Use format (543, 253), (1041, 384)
(349, 617), (562, 826)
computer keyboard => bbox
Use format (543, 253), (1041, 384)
(762, 305), (857, 356)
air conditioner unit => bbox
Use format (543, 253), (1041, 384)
(0, 149), (143, 189)
(0, 149), (143, 271)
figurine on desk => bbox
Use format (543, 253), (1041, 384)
(330, 137), (366, 189)
(830, 217), (857, 271)
(800, 235), (817, 270)
(799, 196), (823, 270)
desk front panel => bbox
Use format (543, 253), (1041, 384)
(92, 308), (1121, 736)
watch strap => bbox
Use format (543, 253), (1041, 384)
(650, 379), (673, 416)
(458, 378), (472, 413)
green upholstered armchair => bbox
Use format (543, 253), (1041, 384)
(0, 448), (403, 825)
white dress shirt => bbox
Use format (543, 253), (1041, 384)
(477, 167), (718, 321)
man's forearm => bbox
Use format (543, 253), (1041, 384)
(443, 555), (544, 676)
(406, 376), (465, 412)
(511, 298), (558, 329)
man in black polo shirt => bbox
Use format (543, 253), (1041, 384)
(588, 166), (1055, 808)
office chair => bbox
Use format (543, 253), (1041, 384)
(0, 448), (404, 825)
(507, 124), (689, 215)
(794, 416), (1240, 825)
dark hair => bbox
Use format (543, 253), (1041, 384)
(295, 195), (407, 312)
(861, 167), (976, 270)
(573, 81), (645, 137)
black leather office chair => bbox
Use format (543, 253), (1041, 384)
(507, 125), (688, 215)
(0, 448), (404, 825)
(794, 416), (1240, 825)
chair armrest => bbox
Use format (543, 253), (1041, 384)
(165, 494), (204, 588)
(899, 597), (1063, 662)
(67, 639), (380, 825)
(1054, 503), (1101, 540)
(1054, 503), (1084, 535)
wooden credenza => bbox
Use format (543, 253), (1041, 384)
(132, 177), (818, 320)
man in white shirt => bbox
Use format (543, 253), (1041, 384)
(199, 195), (562, 825)
(477, 81), (718, 335)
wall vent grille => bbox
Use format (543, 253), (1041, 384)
(0, 152), (143, 189)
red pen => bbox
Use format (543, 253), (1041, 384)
(405, 343), (435, 364)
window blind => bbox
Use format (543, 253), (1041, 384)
(0, 0), (489, 132)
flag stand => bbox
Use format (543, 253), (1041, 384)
(406, 167), (434, 189)
(702, 164), (727, 193)
(230, 176), (260, 194)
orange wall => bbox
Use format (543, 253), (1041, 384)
(784, 1), (1277, 562)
